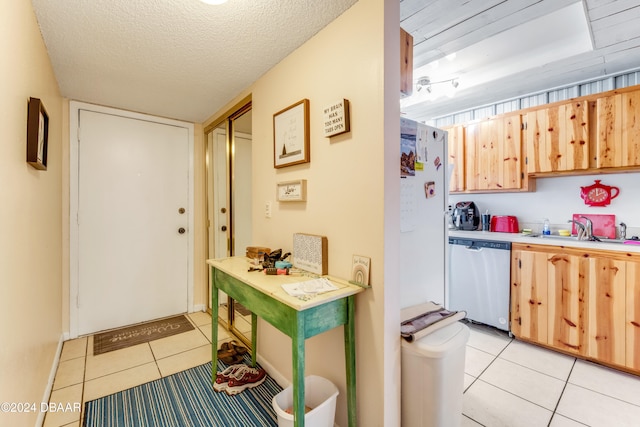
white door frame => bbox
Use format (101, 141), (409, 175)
(68, 101), (195, 339)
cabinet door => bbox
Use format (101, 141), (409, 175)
(526, 102), (589, 173)
(588, 257), (626, 366)
(596, 91), (640, 168)
(466, 114), (522, 190)
(445, 124), (465, 192)
(547, 253), (588, 356)
(626, 260), (640, 370)
(511, 249), (548, 343)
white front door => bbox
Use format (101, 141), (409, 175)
(73, 106), (192, 336)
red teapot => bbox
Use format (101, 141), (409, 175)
(580, 180), (620, 207)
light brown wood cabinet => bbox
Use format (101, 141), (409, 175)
(400, 28), (413, 97)
(525, 101), (589, 173)
(626, 261), (640, 370)
(465, 113), (523, 191)
(511, 243), (640, 373)
(443, 124), (465, 192)
(596, 90), (640, 168)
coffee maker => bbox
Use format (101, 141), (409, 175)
(452, 201), (480, 230)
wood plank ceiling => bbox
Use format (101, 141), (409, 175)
(401, 0), (640, 122)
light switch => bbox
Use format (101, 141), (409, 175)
(265, 201), (272, 218)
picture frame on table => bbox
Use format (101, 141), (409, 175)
(273, 99), (309, 168)
(26, 97), (49, 170)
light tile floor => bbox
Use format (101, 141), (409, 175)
(44, 314), (640, 427)
(43, 311), (235, 427)
(462, 322), (640, 427)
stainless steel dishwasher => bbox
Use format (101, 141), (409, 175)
(447, 237), (511, 331)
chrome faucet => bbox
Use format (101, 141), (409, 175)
(620, 222), (627, 240)
(579, 216), (593, 240)
(568, 219), (587, 240)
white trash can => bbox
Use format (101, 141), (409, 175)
(272, 375), (339, 427)
(401, 321), (470, 427)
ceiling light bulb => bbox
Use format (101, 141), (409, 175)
(451, 79), (459, 88)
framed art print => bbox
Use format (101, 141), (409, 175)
(273, 99), (310, 168)
(26, 97), (49, 170)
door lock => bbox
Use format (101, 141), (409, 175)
(221, 225), (227, 232)
(178, 207), (185, 214)
(178, 227), (186, 234)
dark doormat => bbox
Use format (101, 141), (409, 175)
(93, 315), (195, 356)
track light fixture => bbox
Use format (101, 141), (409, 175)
(415, 76), (460, 93)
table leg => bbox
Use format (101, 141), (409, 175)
(211, 268), (219, 383)
(344, 295), (357, 427)
(251, 313), (258, 367)
(292, 317), (305, 427)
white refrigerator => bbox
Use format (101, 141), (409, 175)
(399, 118), (448, 309)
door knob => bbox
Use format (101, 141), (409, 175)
(221, 225), (227, 232)
(178, 227), (186, 234)
(178, 207), (185, 214)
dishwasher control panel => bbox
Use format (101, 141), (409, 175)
(448, 238), (511, 250)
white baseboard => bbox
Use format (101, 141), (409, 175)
(191, 304), (206, 313)
(256, 353), (289, 390)
(35, 333), (65, 427)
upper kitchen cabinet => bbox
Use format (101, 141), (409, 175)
(400, 28), (413, 97)
(443, 124), (465, 192)
(525, 101), (589, 174)
(465, 113), (526, 192)
(596, 90), (640, 168)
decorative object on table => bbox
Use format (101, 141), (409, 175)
(273, 99), (310, 168)
(580, 179), (620, 206)
(246, 246), (271, 264)
(261, 249), (291, 269)
(276, 179), (307, 202)
(26, 97), (49, 170)
(323, 98), (350, 137)
(349, 255), (371, 288)
(292, 233), (328, 275)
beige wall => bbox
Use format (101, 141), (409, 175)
(0, 0), (63, 425)
(203, 0), (401, 425)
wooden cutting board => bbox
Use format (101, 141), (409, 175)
(571, 214), (616, 239)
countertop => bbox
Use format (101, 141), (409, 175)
(448, 229), (640, 254)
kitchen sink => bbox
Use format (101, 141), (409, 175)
(534, 235), (633, 244)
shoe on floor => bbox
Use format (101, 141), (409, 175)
(213, 364), (249, 392)
(225, 366), (267, 395)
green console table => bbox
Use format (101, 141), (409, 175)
(207, 257), (363, 427)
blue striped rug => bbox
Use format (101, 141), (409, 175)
(83, 358), (282, 426)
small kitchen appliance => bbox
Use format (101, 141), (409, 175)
(452, 201), (479, 230)
(490, 215), (519, 233)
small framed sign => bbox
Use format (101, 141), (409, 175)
(26, 97), (49, 170)
(277, 179), (307, 202)
(323, 99), (350, 137)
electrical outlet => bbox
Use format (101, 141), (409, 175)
(265, 201), (272, 218)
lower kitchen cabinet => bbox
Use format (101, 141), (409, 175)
(511, 243), (640, 374)
(627, 261), (640, 370)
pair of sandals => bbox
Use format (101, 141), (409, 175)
(217, 340), (248, 364)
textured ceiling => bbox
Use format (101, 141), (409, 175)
(31, 0), (358, 122)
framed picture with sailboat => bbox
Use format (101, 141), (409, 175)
(273, 99), (309, 168)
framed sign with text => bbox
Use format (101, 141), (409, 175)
(273, 99), (310, 168)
